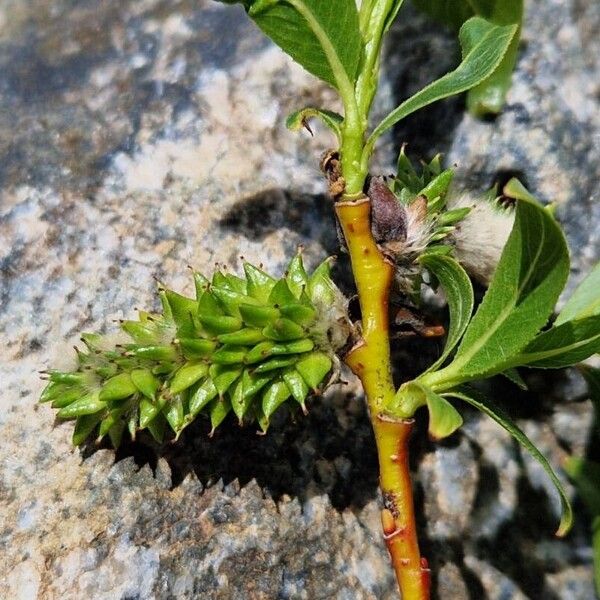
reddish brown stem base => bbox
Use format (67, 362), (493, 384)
(374, 415), (430, 600)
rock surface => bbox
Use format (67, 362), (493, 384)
(0, 1), (598, 599)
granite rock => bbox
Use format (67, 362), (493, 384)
(0, 1), (598, 599)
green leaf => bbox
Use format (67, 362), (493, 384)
(467, 15), (521, 117)
(564, 456), (600, 515)
(423, 194), (570, 389)
(389, 381), (462, 437)
(447, 389), (573, 536)
(286, 107), (343, 140)
(420, 254), (474, 372)
(368, 17), (517, 144)
(424, 385), (463, 439)
(512, 315), (600, 369)
(412, 0), (523, 117)
(221, 0), (362, 90)
(556, 262), (600, 325)
(470, 0), (523, 117)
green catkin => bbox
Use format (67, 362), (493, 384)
(41, 253), (351, 445)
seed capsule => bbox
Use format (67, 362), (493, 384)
(42, 255), (350, 445)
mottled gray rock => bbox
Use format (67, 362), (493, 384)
(464, 556), (529, 600)
(544, 566), (596, 600)
(436, 562), (469, 600)
(0, 0), (598, 599)
(419, 436), (478, 539)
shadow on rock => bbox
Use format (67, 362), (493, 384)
(218, 186), (356, 294)
(102, 388), (381, 511)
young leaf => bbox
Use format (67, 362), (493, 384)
(387, 381), (462, 438)
(286, 107), (343, 140)
(423, 193), (570, 388)
(555, 262), (600, 325)
(412, 0), (523, 117)
(367, 17), (517, 145)
(464, 5), (522, 116)
(447, 389), (573, 536)
(220, 0), (362, 91)
(423, 385), (463, 439)
(419, 254), (474, 372)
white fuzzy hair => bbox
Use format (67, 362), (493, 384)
(448, 192), (515, 285)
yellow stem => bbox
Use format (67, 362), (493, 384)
(335, 197), (430, 600)
(335, 198), (395, 411)
(377, 415), (430, 600)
